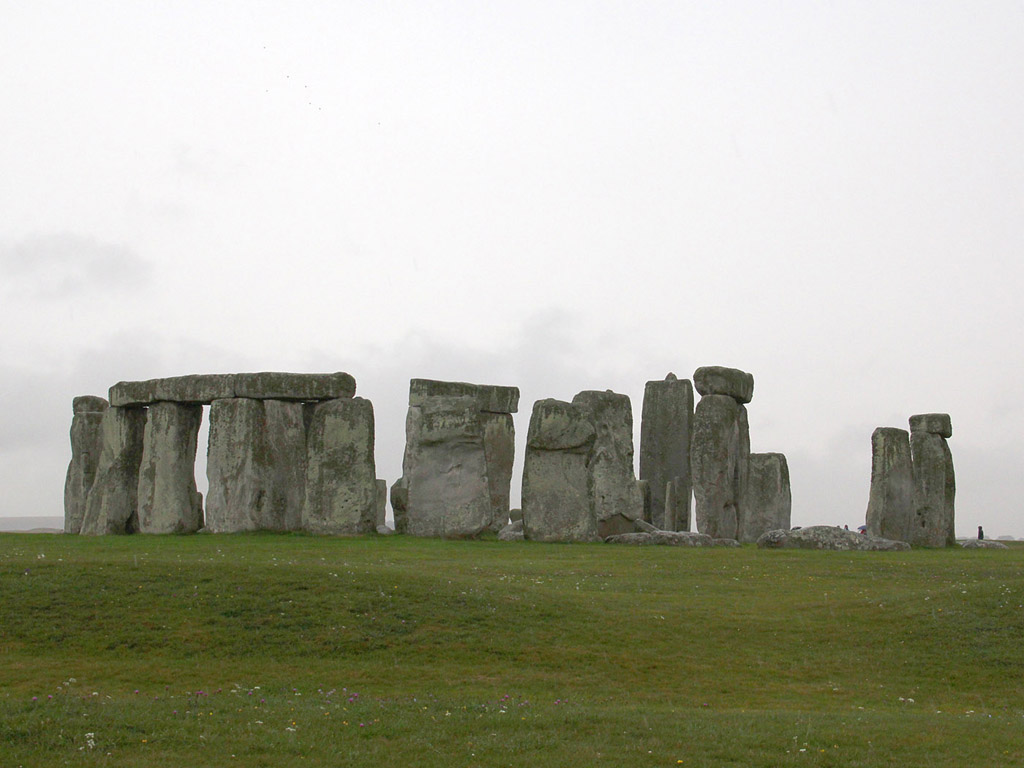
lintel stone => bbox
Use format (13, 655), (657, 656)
(110, 372), (356, 406)
(909, 413), (952, 439)
(409, 378), (519, 413)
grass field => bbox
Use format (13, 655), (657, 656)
(2, 533), (1023, 767)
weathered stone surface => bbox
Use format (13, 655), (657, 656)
(909, 413), (952, 439)
(404, 396), (492, 538)
(757, 525), (910, 551)
(64, 396), (109, 534)
(665, 476), (691, 532)
(739, 453), (791, 543)
(376, 524), (395, 536)
(390, 479), (409, 533)
(302, 398), (377, 535)
(509, 507), (523, 523)
(572, 390), (644, 537)
(409, 378), (519, 413)
(691, 394), (744, 539)
(80, 406), (146, 535)
(961, 539), (1008, 549)
(712, 537), (742, 547)
(605, 530), (715, 547)
(693, 366), (754, 404)
(865, 427), (914, 542)
(522, 399), (598, 543)
(640, 374), (694, 530)
(205, 398), (306, 532)
(633, 518), (659, 533)
(910, 431), (956, 547)
(137, 402), (203, 534)
(110, 372), (356, 406)
(234, 372), (356, 401)
(153, 374), (235, 404)
(498, 519), (525, 541)
(109, 379), (158, 407)
(481, 412), (515, 530)
(375, 479), (387, 529)
(637, 479), (652, 523)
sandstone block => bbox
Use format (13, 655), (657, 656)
(693, 366), (754, 404)
(153, 374), (235, 404)
(739, 453), (791, 543)
(640, 374), (694, 530)
(376, 479), (387, 528)
(390, 479), (409, 534)
(605, 530), (715, 547)
(302, 397), (377, 535)
(409, 378), (519, 413)
(910, 431), (955, 547)
(109, 379), (158, 407)
(961, 539), (1007, 549)
(64, 396), (109, 534)
(481, 412), (515, 530)
(757, 525), (910, 551)
(909, 413), (952, 439)
(110, 372), (356, 406)
(526, 398), (596, 452)
(73, 396), (110, 414)
(137, 402), (204, 534)
(233, 371), (356, 401)
(80, 406), (146, 535)
(865, 427), (914, 542)
(691, 394), (744, 539)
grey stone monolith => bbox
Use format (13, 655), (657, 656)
(522, 398), (598, 542)
(136, 402), (203, 534)
(640, 374), (694, 530)
(390, 478), (409, 533)
(80, 406), (147, 535)
(909, 414), (955, 547)
(302, 397), (377, 535)
(375, 479), (388, 529)
(409, 378), (519, 413)
(637, 479), (652, 524)
(739, 453), (791, 542)
(481, 412), (515, 530)
(205, 398), (306, 532)
(404, 396), (493, 538)
(665, 476), (690, 531)
(693, 366), (754, 405)
(572, 390), (644, 537)
(64, 396), (110, 534)
(690, 394), (744, 539)
(865, 427), (914, 542)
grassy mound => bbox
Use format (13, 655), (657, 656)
(2, 533), (1023, 766)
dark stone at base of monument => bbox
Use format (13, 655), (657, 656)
(960, 539), (1008, 549)
(757, 525), (910, 551)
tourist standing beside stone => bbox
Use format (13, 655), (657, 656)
(639, 374), (693, 531)
(908, 413), (955, 547)
(865, 427), (914, 542)
(63, 396), (109, 534)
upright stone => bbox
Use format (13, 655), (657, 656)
(909, 414), (955, 547)
(740, 453), (791, 542)
(137, 402), (203, 534)
(522, 399), (598, 543)
(636, 479), (652, 523)
(865, 427), (914, 542)
(64, 396), (109, 534)
(665, 476), (691, 531)
(572, 390), (644, 537)
(691, 394), (744, 539)
(404, 396), (492, 538)
(481, 412), (515, 530)
(80, 406), (147, 535)
(302, 397), (377, 535)
(375, 479), (388, 529)
(640, 374), (694, 530)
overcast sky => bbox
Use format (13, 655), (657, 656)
(2, 1), (1022, 536)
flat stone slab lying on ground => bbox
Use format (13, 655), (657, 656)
(756, 525), (910, 551)
(693, 366), (754, 404)
(909, 413), (952, 439)
(960, 539), (1009, 549)
(109, 372), (356, 406)
(408, 379), (519, 413)
(604, 530), (724, 546)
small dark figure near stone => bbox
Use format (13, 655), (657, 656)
(978, 525), (984, 540)
(844, 524), (849, 530)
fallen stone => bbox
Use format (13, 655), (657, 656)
(640, 373), (694, 529)
(498, 519), (525, 542)
(80, 406), (147, 535)
(757, 525), (910, 551)
(605, 530), (715, 547)
(739, 453), (791, 543)
(910, 431), (956, 547)
(136, 402), (204, 534)
(691, 394), (744, 539)
(961, 539), (1008, 549)
(665, 476), (691, 532)
(865, 427), (914, 542)
(64, 396), (109, 534)
(909, 413), (952, 439)
(408, 378), (519, 413)
(693, 366), (754, 404)
(633, 517), (659, 534)
(302, 397), (377, 535)
(712, 538), (742, 547)
(637, 479), (652, 523)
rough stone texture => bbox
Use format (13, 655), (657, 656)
(634, 518), (659, 533)
(739, 453), (791, 543)
(910, 431), (956, 547)
(522, 399), (599, 543)
(409, 379), (519, 413)
(136, 402), (204, 534)
(376, 524), (395, 536)
(404, 396), (493, 538)
(498, 519), (525, 541)
(509, 508), (523, 523)
(154, 374), (235, 404)
(390, 479), (409, 533)
(572, 390), (644, 537)
(481, 412), (515, 530)
(757, 525), (910, 551)
(375, 479), (387, 529)
(909, 413), (952, 439)
(693, 366), (754, 404)
(234, 372), (356, 401)
(865, 427), (914, 542)
(961, 539), (1008, 549)
(64, 396), (109, 534)
(666, 476), (691, 532)
(691, 394), (745, 540)
(605, 530), (715, 547)
(205, 398), (306, 533)
(637, 479), (652, 523)
(302, 398), (377, 535)
(110, 372), (355, 406)
(640, 374), (694, 529)
(80, 406), (147, 535)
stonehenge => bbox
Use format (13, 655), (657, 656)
(740, 453), (791, 542)
(865, 427), (914, 542)
(137, 402), (203, 534)
(79, 405), (147, 535)
(639, 374), (693, 531)
(63, 396), (109, 534)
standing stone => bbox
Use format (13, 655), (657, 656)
(302, 397), (377, 535)
(137, 402), (203, 534)
(572, 390), (644, 537)
(404, 396), (493, 538)
(375, 479), (388, 529)
(390, 478), (409, 534)
(205, 398), (306, 533)
(909, 414), (955, 547)
(740, 453), (791, 542)
(640, 374), (694, 530)
(865, 427), (914, 542)
(691, 394), (744, 539)
(481, 412), (515, 530)
(665, 476), (691, 531)
(80, 406), (147, 535)
(637, 479), (652, 524)
(522, 399), (598, 543)
(64, 396), (109, 534)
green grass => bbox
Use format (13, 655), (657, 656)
(2, 533), (1023, 766)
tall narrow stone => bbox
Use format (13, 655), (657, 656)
(522, 399), (598, 543)
(80, 406), (147, 535)
(302, 397), (377, 535)
(137, 402), (203, 534)
(691, 394), (744, 539)
(665, 476), (690, 531)
(572, 390), (644, 537)
(909, 414), (955, 547)
(640, 374), (694, 530)
(740, 453), (791, 542)
(481, 412), (515, 530)
(865, 427), (914, 542)
(64, 396), (109, 534)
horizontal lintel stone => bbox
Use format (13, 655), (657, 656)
(408, 378), (519, 413)
(909, 413), (952, 438)
(109, 372), (356, 407)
